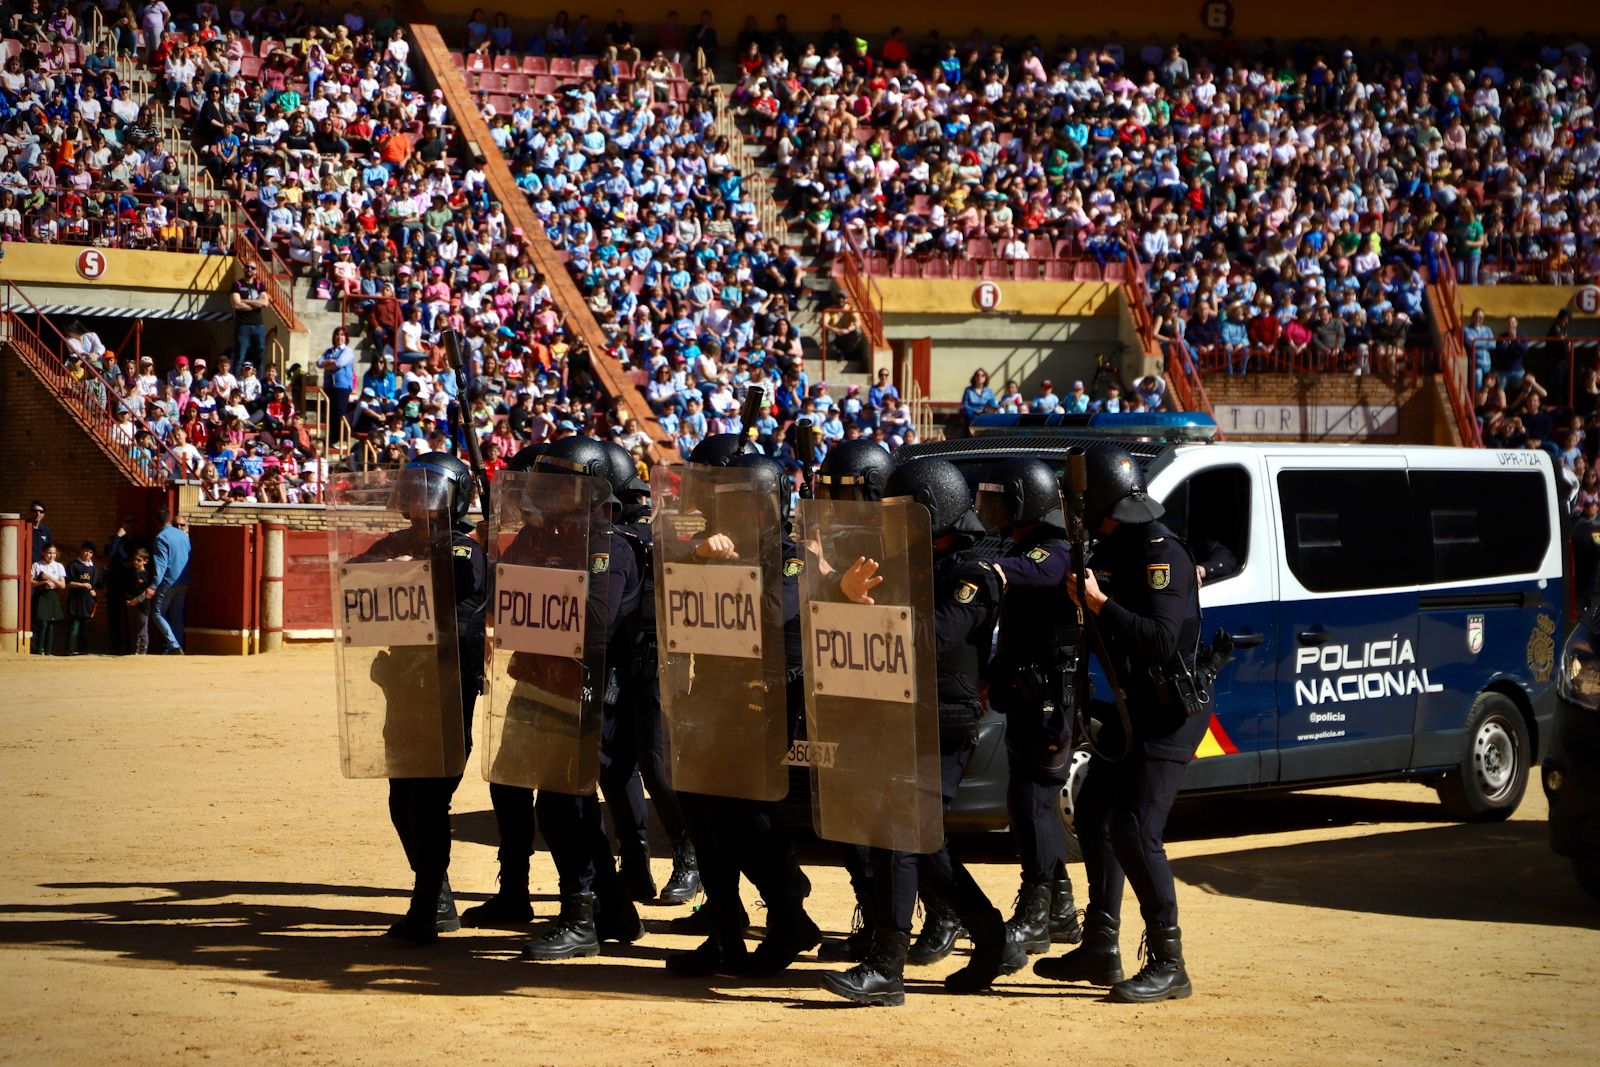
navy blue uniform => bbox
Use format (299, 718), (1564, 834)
(872, 549), (1004, 932)
(359, 524), (488, 906)
(600, 521), (690, 871)
(677, 535), (811, 933)
(1077, 520), (1210, 928)
(536, 528), (642, 899)
(988, 527), (1076, 883)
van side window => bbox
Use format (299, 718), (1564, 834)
(1409, 470), (1550, 583)
(1160, 465), (1250, 583)
(1278, 470), (1416, 592)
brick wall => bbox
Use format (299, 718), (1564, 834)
(1204, 373), (1459, 445)
(0, 352), (142, 555)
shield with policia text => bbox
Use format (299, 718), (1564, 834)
(328, 467), (468, 780)
(482, 469), (610, 795)
(797, 496), (941, 853)
(651, 464), (789, 801)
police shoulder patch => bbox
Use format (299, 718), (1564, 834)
(452, 545), (473, 559)
(783, 558), (803, 578)
(1591, 531), (1600, 545)
(1026, 547), (1051, 564)
(590, 552), (609, 574)
(955, 580), (978, 604)
(1147, 563), (1171, 590)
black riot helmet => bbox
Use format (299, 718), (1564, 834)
(599, 439), (649, 521)
(815, 439), (893, 501)
(1078, 444), (1163, 530)
(727, 452), (795, 521)
(400, 451), (474, 528)
(977, 456), (1066, 533)
(534, 434), (618, 506)
(885, 457), (984, 540)
(688, 431), (758, 468)
(506, 440), (551, 472)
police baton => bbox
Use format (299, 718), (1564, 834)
(1066, 447), (1134, 762)
(740, 383), (767, 442)
(442, 329), (493, 534)
(793, 416), (818, 498)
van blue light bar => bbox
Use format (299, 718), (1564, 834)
(970, 412), (1218, 440)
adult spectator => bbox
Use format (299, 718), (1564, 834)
(27, 500), (51, 563)
(150, 508), (192, 656)
(317, 325), (358, 440)
(961, 368), (994, 424)
(231, 262), (270, 370)
(1464, 307), (1496, 389)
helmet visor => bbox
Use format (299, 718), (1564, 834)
(390, 466), (456, 519)
(974, 481), (1010, 532)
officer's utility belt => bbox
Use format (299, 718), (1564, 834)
(938, 700), (982, 745)
(1149, 657), (1208, 720)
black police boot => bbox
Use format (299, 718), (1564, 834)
(945, 910), (1027, 994)
(1033, 909), (1124, 984)
(1110, 925), (1192, 1003)
(743, 897), (821, 976)
(520, 893), (600, 961)
(658, 841), (701, 905)
(822, 929), (910, 1007)
(461, 864), (533, 927)
(435, 877), (461, 933)
(665, 901), (750, 978)
(619, 842), (658, 904)
(817, 891), (875, 963)
(1004, 878), (1052, 954)
(595, 890), (644, 945)
(385, 871), (447, 946)
(906, 899), (965, 966)
(667, 904), (713, 935)
(1049, 878), (1083, 944)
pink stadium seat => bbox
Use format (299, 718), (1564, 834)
(475, 71), (504, 93)
(920, 256), (950, 279)
(533, 75), (559, 96)
(523, 55), (548, 74)
(1102, 262), (1129, 282)
(466, 52), (487, 71)
(965, 237), (994, 260)
(449, 51), (466, 68)
(1074, 261), (1101, 281)
(983, 259), (1013, 280)
(576, 57), (598, 77)
(504, 73), (531, 95)
(494, 54), (518, 72)
(1044, 259), (1073, 281)
(1026, 237), (1054, 260)
(952, 258), (980, 279)
(891, 257), (918, 279)
(549, 57), (576, 76)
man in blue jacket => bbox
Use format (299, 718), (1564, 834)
(150, 508), (192, 655)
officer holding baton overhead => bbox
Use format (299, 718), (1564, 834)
(1039, 444), (1211, 1002)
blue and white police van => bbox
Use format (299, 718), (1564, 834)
(909, 412), (1565, 826)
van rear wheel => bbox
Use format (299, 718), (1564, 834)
(1435, 693), (1529, 822)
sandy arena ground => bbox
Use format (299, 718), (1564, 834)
(0, 646), (1595, 1066)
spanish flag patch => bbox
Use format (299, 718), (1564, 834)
(783, 558), (803, 578)
(955, 581), (978, 604)
(590, 553), (609, 574)
(1148, 563), (1170, 590)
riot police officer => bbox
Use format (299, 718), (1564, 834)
(599, 440), (701, 906)
(979, 457), (1083, 955)
(822, 458), (1027, 1005)
(1573, 499), (1600, 613)
(460, 443), (548, 929)
(1038, 444), (1209, 1003)
(665, 437), (820, 977)
(519, 435), (647, 959)
(357, 452), (488, 945)
(807, 439), (893, 964)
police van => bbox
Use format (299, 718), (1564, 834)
(906, 412), (1565, 825)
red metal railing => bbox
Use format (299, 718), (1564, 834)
(1429, 250), (1483, 447)
(838, 226), (887, 351)
(0, 282), (183, 486)
(1188, 345), (1442, 376)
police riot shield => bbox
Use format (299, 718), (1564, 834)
(328, 467), (467, 780)
(482, 469), (610, 795)
(651, 465), (788, 801)
(796, 497), (941, 853)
